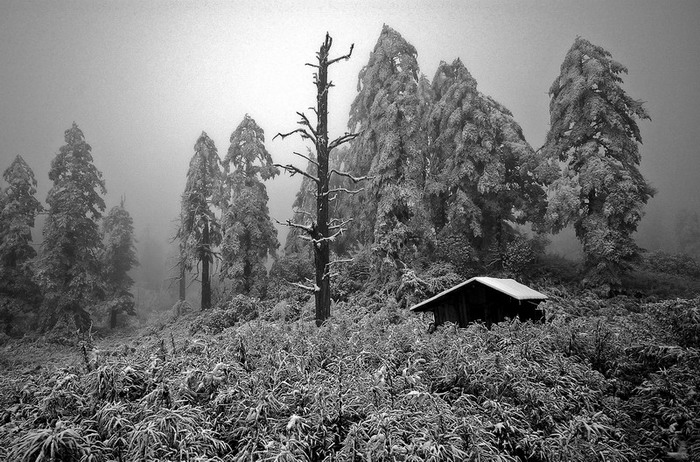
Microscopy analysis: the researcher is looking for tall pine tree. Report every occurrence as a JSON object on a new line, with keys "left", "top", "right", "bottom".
{"left": 544, "top": 37, "right": 653, "bottom": 286}
{"left": 36, "top": 123, "right": 106, "bottom": 330}
{"left": 178, "top": 131, "right": 223, "bottom": 310}
{"left": 426, "top": 59, "right": 555, "bottom": 268}
{"left": 0, "top": 155, "right": 43, "bottom": 298}
{"left": 221, "top": 115, "right": 279, "bottom": 297}
{"left": 347, "top": 25, "right": 433, "bottom": 268}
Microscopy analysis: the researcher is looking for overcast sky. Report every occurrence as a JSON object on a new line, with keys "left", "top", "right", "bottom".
{"left": 1, "top": 0, "right": 699, "bottom": 257}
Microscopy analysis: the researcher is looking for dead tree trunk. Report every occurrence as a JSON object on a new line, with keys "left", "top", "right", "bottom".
{"left": 201, "top": 218, "right": 211, "bottom": 310}
{"left": 179, "top": 262, "right": 186, "bottom": 301}
{"left": 275, "top": 33, "right": 363, "bottom": 327}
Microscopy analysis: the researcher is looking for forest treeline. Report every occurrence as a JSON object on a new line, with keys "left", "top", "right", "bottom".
{"left": 1, "top": 25, "right": 699, "bottom": 334}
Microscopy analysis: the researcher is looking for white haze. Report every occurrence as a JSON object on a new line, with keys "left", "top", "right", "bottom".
{"left": 1, "top": 0, "right": 699, "bottom": 277}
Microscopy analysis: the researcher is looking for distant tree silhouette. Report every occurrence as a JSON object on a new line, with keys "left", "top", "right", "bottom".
{"left": 101, "top": 199, "right": 138, "bottom": 328}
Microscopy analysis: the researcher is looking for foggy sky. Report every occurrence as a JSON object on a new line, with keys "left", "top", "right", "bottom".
{"left": 1, "top": 0, "right": 699, "bottom": 261}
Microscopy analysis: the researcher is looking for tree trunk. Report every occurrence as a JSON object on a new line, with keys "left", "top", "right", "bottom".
{"left": 109, "top": 307, "right": 117, "bottom": 329}
{"left": 179, "top": 261, "right": 186, "bottom": 301}
{"left": 202, "top": 219, "right": 211, "bottom": 310}
{"left": 276, "top": 34, "right": 355, "bottom": 327}
{"left": 314, "top": 38, "right": 332, "bottom": 327}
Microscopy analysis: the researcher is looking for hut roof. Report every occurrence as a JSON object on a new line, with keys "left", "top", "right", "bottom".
{"left": 410, "top": 276, "right": 548, "bottom": 312}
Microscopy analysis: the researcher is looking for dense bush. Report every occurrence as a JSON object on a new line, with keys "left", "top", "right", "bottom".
{"left": 190, "top": 294, "right": 262, "bottom": 334}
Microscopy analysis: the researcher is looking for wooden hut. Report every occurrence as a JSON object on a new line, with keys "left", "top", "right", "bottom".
{"left": 409, "top": 277, "right": 547, "bottom": 327}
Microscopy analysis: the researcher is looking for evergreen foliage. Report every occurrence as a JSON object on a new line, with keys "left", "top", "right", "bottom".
{"left": 178, "top": 132, "right": 224, "bottom": 310}
{"left": 35, "top": 123, "right": 106, "bottom": 331}
{"left": 0, "top": 155, "right": 43, "bottom": 297}
{"left": 101, "top": 200, "right": 138, "bottom": 328}
{"left": 347, "top": 25, "right": 434, "bottom": 268}
{"left": 544, "top": 37, "right": 654, "bottom": 286}
{"left": 426, "top": 59, "right": 556, "bottom": 267}
{"left": 221, "top": 115, "right": 279, "bottom": 297}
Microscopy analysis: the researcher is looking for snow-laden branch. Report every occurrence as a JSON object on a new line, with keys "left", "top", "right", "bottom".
{"left": 273, "top": 128, "right": 316, "bottom": 143}
{"left": 296, "top": 112, "right": 317, "bottom": 138}
{"left": 328, "top": 132, "right": 359, "bottom": 151}
{"left": 326, "top": 186, "right": 364, "bottom": 196}
{"left": 329, "top": 217, "right": 353, "bottom": 231}
{"left": 286, "top": 279, "right": 319, "bottom": 292}
{"left": 274, "top": 163, "right": 320, "bottom": 184}
{"left": 292, "top": 151, "right": 319, "bottom": 168}
{"left": 328, "top": 43, "right": 354, "bottom": 66}
{"left": 329, "top": 169, "right": 370, "bottom": 183}
{"left": 274, "top": 217, "right": 314, "bottom": 235}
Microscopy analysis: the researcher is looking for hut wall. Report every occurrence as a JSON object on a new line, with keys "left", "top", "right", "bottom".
{"left": 430, "top": 283, "right": 544, "bottom": 327}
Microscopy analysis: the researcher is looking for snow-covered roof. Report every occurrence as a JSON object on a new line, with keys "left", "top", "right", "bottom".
{"left": 410, "top": 276, "right": 547, "bottom": 312}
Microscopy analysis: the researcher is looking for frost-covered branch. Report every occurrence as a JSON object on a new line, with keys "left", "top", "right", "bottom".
{"left": 286, "top": 279, "right": 318, "bottom": 292}
{"left": 274, "top": 163, "right": 320, "bottom": 184}
{"left": 326, "top": 186, "right": 364, "bottom": 196}
{"left": 274, "top": 217, "right": 314, "bottom": 235}
{"left": 328, "top": 42, "right": 354, "bottom": 66}
{"left": 292, "top": 151, "right": 319, "bottom": 168}
{"left": 329, "top": 169, "right": 370, "bottom": 183}
{"left": 296, "top": 112, "right": 318, "bottom": 138}
{"left": 329, "top": 218, "right": 353, "bottom": 230}
{"left": 273, "top": 128, "right": 316, "bottom": 143}
{"left": 328, "top": 132, "right": 359, "bottom": 151}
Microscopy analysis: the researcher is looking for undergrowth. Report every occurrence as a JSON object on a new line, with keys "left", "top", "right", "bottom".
{"left": 0, "top": 292, "right": 699, "bottom": 461}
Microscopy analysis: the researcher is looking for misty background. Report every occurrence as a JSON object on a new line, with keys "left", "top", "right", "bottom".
{"left": 1, "top": 0, "right": 699, "bottom": 290}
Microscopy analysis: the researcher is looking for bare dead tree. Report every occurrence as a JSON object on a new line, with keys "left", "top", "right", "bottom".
{"left": 275, "top": 33, "right": 366, "bottom": 326}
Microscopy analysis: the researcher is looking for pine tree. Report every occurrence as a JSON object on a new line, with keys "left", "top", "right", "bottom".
{"left": 347, "top": 24, "right": 433, "bottom": 267}
{"left": 544, "top": 37, "right": 654, "bottom": 286}
{"left": 178, "top": 131, "right": 223, "bottom": 310}
{"left": 221, "top": 115, "right": 279, "bottom": 297}
{"left": 36, "top": 123, "right": 106, "bottom": 330}
{"left": 426, "top": 59, "right": 555, "bottom": 268}
{"left": 101, "top": 199, "right": 138, "bottom": 328}
{"left": 0, "top": 155, "right": 43, "bottom": 297}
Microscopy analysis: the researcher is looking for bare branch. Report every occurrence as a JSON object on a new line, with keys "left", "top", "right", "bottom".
{"left": 308, "top": 228, "right": 344, "bottom": 244}
{"left": 296, "top": 112, "right": 317, "bottom": 137}
{"left": 328, "top": 132, "right": 359, "bottom": 151}
{"left": 292, "top": 151, "right": 319, "bottom": 168}
{"left": 274, "top": 217, "right": 314, "bottom": 235}
{"left": 329, "top": 218, "right": 353, "bottom": 230}
{"left": 273, "top": 128, "right": 316, "bottom": 142}
{"left": 287, "top": 280, "right": 318, "bottom": 292}
{"left": 274, "top": 163, "right": 320, "bottom": 184}
{"left": 328, "top": 43, "right": 354, "bottom": 66}
{"left": 329, "top": 169, "right": 371, "bottom": 183}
